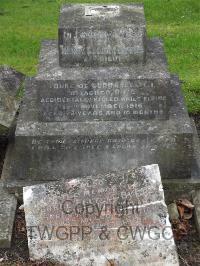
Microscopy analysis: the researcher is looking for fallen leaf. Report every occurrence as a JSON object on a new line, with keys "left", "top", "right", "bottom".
{"left": 177, "top": 199, "right": 194, "bottom": 209}
{"left": 177, "top": 205, "right": 185, "bottom": 219}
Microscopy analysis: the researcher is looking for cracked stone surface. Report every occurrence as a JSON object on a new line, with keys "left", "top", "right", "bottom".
{"left": 23, "top": 164, "right": 179, "bottom": 265}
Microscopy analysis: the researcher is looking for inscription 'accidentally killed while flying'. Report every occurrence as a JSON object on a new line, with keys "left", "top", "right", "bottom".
{"left": 38, "top": 80, "right": 168, "bottom": 121}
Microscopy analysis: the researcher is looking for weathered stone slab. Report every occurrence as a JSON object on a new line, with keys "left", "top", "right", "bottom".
{"left": 1, "top": 33, "right": 196, "bottom": 191}
{"left": 39, "top": 38, "right": 168, "bottom": 81}
{"left": 36, "top": 38, "right": 171, "bottom": 121}
{"left": 1, "top": 72, "right": 194, "bottom": 189}
{"left": 0, "top": 65, "right": 25, "bottom": 129}
{"left": 3, "top": 39, "right": 193, "bottom": 186}
{"left": 59, "top": 4, "right": 146, "bottom": 67}
{"left": 23, "top": 164, "right": 179, "bottom": 265}
{"left": 0, "top": 183, "right": 17, "bottom": 248}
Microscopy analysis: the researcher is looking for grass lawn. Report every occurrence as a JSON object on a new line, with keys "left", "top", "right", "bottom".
{"left": 0, "top": 0, "right": 199, "bottom": 113}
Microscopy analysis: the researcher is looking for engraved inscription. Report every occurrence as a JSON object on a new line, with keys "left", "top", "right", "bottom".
{"left": 59, "top": 4, "right": 146, "bottom": 65}
{"left": 37, "top": 80, "right": 169, "bottom": 122}
{"left": 60, "top": 26, "right": 144, "bottom": 64}
{"left": 31, "top": 136, "right": 148, "bottom": 152}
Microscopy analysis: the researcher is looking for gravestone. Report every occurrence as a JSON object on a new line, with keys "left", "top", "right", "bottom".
{"left": 23, "top": 164, "right": 179, "bottom": 265}
{"left": 59, "top": 4, "right": 146, "bottom": 67}
{"left": 1, "top": 4, "right": 199, "bottom": 193}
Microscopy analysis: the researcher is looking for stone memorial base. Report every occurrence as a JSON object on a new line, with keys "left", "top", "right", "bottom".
{"left": 1, "top": 76, "right": 195, "bottom": 185}
{"left": 1, "top": 39, "right": 199, "bottom": 195}
{"left": 2, "top": 79, "right": 199, "bottom": 197}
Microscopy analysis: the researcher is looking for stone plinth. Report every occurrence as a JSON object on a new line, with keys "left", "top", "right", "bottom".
{"left": 1, "top": 40, "right": 194, "bottom": 190}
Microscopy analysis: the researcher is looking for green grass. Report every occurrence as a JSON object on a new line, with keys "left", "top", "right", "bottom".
{"left": 0, "top": 0, "right": 199, "bottom": 113}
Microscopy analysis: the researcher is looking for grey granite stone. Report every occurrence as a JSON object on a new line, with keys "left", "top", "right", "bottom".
{"left": 37, "top": 39, "right": 171, "bottom": 121}
{"left": 1, "top": 71, "right": 194, "bottom": 189}
{"left": 0, "top": 183, "right": 17, "bottom": 248}
{"left": 59, "top": 4, "right": 146, "bottom": 67}
{"left": 34, "top": 39, "right": 171, "bottom": 121}
{"left": 0, "top": 65, "right": 25, "bottom": 129}
{"left": 23, "top": 164, "right": 179, "bottom": 265}
{"left": 1, "top": 7, "right": 198, "bottom": 194}
{"left": 3, "top": 70, "right": 193, "bottom": 184}
{"left": 1, "top": 37, "right": 195, "bottom": 193}
{"left": 38, "top": 39, "right": 168, "bottom": 81}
